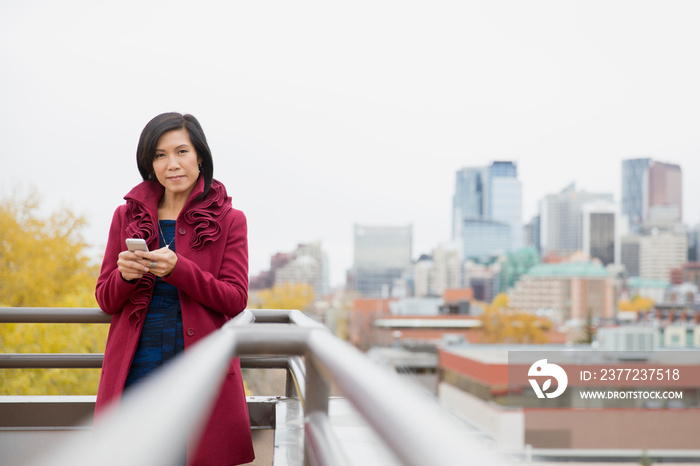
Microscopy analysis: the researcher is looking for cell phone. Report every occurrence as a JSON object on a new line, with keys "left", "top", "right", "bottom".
{"left": 126, "top": 238, "right": 149, "bottom": 253}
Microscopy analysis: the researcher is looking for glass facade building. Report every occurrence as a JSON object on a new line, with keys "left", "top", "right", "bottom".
{"left": 622, "top": 157, "right": 682, "bottom": 232}
{"left": 461, "top": 219, "right": 511, "bottom": 259}
{"left": 582, "top": 202, "right": 619, "bottom": 266}
{"left": 539, "top": 184, "right": 613, "bottom": 257}
{"left": 452, "top": 167, "right": 485, "bottom": 240}
{"left": 352, "top": 224, "right": 412, "bottom": 297}
{"left": 452, "top": 161, "right": 522, "bottom": 257}
{"left": 621, "top": 158, "right": 651, "bottom": 232}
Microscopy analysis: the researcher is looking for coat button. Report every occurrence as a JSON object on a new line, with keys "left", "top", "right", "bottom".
{"left": 178, "top": 228, "right": 186, "bottom": 235}
{"left": 187, "top": 328, "right": 195, "bottom": 336}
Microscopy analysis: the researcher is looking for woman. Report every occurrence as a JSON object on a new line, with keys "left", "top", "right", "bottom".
{"left": 95, "top": 112, "right": 255, "bottom": 465}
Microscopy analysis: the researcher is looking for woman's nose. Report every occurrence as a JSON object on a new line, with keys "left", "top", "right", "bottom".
{"left": 166, "top": 155, "right": 180, "bottom": 169}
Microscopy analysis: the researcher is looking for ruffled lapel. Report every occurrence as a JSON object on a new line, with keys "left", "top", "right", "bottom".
{"left": 123, "top": 180, "right": 163, "bottom": 245}
{"left": 122, "top": 180, "right": 162, "bottom": 328}
{"left": 181, "top": 179, "right": 232, "bottom": 251}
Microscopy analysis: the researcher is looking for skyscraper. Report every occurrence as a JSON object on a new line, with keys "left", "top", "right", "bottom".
{"left": 274, "top": 241, "right": 330, "bottom": 298}
{"left": 352, "top": 224, "right": 412, "bottom": 297}
{"left": 621, "top": 158, "right": 651, "bottom": 232}
{"left": 645, "top": 160, "right": 682, "bottom": 226}
{"left": 622, "top": 157, "right": 682, "bottom": 232}
{"left": 582, "top": 202, "right": 619, "bottom": 266}
{"left": 488, "top": 161, "right": 523, "bottom": 250}
{"left": 452, "top": 161, "right": 522, "bottom": 258}
{"left": 452, "top": 167, "right": 486, "bottom": 240}
{"left": 539, "top": 184, "right": 613, "bottom": 258}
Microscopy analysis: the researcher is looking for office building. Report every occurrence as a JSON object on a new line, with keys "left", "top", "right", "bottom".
{"left": 524, "top": 215, "right": 540, "bottom": 252}
{"left": 581, "top": 202, "right": 619, "bottom": 266}
{"left": 621, "top": 235, "right": 641, "bottom": 277}
{"left": 622, "top": 157, "right": 682, "bottom": 232}
{"left": 452, "top": 167, "right": 485, "bottom": 240}
{"left": 539, "top": 184, "right": 613, "bottom": 258}
{"left": 461, "top": 219, "right": 511, "bottom": 259}
{"left": 352, "top": 224, "right": 412, "bottom": 298}
{"left": 507, "top": 260, "right": 615, "bottom": 323}
{"left": 452, "top": 161, "right": 522, "bottom": 258}
{"left": 638, "top": 231, "right": 687, "bottom": 282}
{"left": 463, "top": 257, "right": 502, "bottom": 303}
{"left": 439, "top": 345, "right": 700, "bottom": 456}
{"left": 645, "top": 160, "right": 682, "bottom": 224}
{"left": 413, "top": 244, "right": 461, "bottom": 298}
{"left": 621, "top": 158, "right": 652, "bottom": 232}
{"left": 488, "top": 161, "right": 523, "bottom": 250}
{"left": 687, "top": 225, "right": 700, "bottom": 262}
{"left": 274, "top": 241, "right": 330, "bottom": 298}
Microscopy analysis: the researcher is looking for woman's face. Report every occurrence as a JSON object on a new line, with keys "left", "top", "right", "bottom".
{"left": 152, "top": 128, "right": 202, "bottom": 200}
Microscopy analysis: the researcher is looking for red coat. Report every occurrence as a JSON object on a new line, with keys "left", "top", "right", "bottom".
{"left": 95, "top": 176, "right": 254, "bottom": 466}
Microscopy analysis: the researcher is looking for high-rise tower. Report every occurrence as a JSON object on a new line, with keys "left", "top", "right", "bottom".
{"left": 352, "top": 224, "right": 412, "bottom": 297}
{"left": 452, "top": 161, "right": 522, "bottom": 258}
{"left": 539, "top": 184, "right": 613, "bottom": 258}
{"left": 622, "top": 157, "right": 682, "bottom": 232}
{"left": 621, "top": 158, "right": 651, "bottom": 232}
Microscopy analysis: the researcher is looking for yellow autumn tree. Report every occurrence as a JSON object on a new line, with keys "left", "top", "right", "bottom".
{"left": 480, "top": 293, "right": 549, "bottom": 344}
{"left": 0, "top": 189, "right": 107, "bottom": 395}
{"left": 618, "top": 296, "right": 655, "bottom": 312}
{"left": 251, "top": 283, "right": 316, "bottom": 311}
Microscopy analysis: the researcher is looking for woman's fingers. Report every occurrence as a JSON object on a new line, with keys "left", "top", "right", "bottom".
{"left": 134, "top": 248, "right": 178, "bottom": 277}
{"left": 118, "top": 250, "right": 150, "bottom": 279}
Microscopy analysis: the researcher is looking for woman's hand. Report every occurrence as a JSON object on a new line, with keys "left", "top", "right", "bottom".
{"left": 134, "top": 247, "right": 178, "bottom": 278}
{"left": 117, "top": 250, "right": 151, "bottom": 281}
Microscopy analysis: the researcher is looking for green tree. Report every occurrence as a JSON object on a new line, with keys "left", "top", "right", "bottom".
{"left": 0, "top": 190, "right": 107, "bottom": 395}
{"left": 576, "top": 308, "right": 596, "bottom": 344}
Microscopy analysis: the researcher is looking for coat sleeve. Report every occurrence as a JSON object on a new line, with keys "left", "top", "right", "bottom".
{"left": 164, "top": 209, "right": 249, "bottom": 317}
{"left": 95, "top": 205, "right": 138, "bottom": 314}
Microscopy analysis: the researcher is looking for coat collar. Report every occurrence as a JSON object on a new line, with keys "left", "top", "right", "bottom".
{"left": 123, "top": 176, "right": 232, "bottom": 252}
{"left": 124, "top": 175, "right": 207, "bottom": 217}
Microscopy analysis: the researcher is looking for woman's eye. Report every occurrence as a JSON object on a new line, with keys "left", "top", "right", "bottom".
{"left": 154, "top": 153, "right": 165, "bottom": 159}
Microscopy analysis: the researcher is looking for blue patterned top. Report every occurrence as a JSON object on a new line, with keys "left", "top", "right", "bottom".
{"left": 124, "top": 220, "right": 185, "bottom": 390}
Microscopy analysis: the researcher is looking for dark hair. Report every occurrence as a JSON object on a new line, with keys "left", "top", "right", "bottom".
{"left": 136, "top": 112, "right": 214, "bottom": 197}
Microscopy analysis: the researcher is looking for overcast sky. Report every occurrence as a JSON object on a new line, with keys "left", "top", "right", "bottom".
{"left": 2, "top": 1, "right": 700, "bottom": 287}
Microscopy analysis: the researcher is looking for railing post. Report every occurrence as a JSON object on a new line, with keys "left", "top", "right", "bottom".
{"left": 286, "top": 356, "right": 306, "bottom": 400}
{"left": 284, "top": 367, "right": 296, "bottom": 398}
{"left": 303, "top": 358, "right": 330, "bottom": 466}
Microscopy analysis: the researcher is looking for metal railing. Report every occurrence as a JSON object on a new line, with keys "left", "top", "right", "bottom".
{"left": 1, "top": 307, "right": 507, "bottom": 466}
{"left": 0, "top": 307, "right": 305, "bottom": 398}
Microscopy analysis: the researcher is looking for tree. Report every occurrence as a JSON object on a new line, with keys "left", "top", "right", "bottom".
{"left": 0, "top": 189, "right": 99, "bottom": 307}
{"left": 250, "top": 283, "right": 316, "bottom": 311}
{"left": 618, "top": 296, "right": 655, "bottom": 312}
{"left": 576, "top": 308, "right": 596, "bottom": 344}
{"left": 0, "top": 190, "right": 107, "bottom": 395}
{"left": 479, "top": 294, "right": 550, "bottom": 344}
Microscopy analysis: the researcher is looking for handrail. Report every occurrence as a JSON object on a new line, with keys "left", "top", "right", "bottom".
{"left": 6, "top": 308, "right": 507, "bottom": 466}
{"left": 0, "top": 307, "right": 305, "bottom": 400}
{"left": 0, "top": 353, "right": 104, "bottom": 368}
{"left": 0, "top": 307, "right": 111, "bottom": 323}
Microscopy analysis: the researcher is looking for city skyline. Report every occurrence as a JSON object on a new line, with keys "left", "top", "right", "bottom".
{"left": 2, "top": 2, "right": 700, "bottom": 287}
{"left": 258, "top": 155, "right": 690, "bottom": 289}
